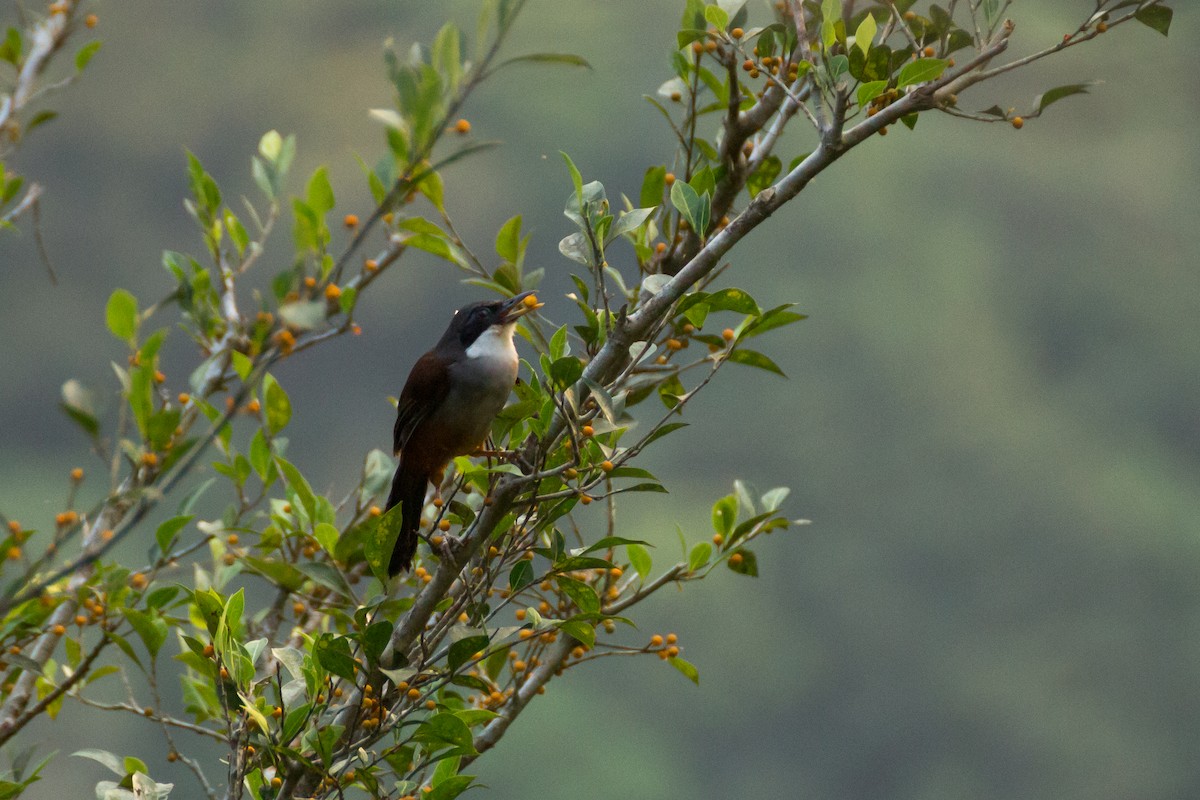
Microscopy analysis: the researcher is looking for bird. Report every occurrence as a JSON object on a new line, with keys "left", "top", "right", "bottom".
{"left": 384, "top": 290, "right": 540, "bottom": 575}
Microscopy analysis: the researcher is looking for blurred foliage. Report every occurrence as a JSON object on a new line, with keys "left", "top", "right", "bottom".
{"left": 0, "top": 1, "right": 1195, "bottom": 799}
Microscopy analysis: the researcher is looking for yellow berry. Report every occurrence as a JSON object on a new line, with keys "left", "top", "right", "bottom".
{"left": 454, "top": 118, "right": 471, "bottom": 134}
{"left": 1011, "top": 116, "right": 1024, "bottom": 129}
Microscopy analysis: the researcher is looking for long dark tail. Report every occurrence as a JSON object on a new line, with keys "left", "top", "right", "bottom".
{"left": 385, "top": 461, "right": 426, "bottom": 575}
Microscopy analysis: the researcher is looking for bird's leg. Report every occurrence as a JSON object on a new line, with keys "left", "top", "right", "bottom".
{"left": 471, "top": 437, "right": 534, "bottom": 473}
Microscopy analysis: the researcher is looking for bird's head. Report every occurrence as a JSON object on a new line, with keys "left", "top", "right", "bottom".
{"left": 443, "top": 290, "right": 542, "bottom": 352}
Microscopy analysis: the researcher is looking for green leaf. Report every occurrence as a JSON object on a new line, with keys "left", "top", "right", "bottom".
{"left": 704, "top": 5, "right": 729, "bottom": 31}
{"left": 313, "top": 522, "right": 339, "bottom": 555}
{"left": 276, "top": 457, "right": 317, "bottom": 519}
{"left": 1034, "top": 83, "right": 1094, "bottom": 113}
{"left": 549, "top": 356, "right": 583, "bottom": 389}
{"left": 313, "top": 633, "right": 357, "bottom": 681}
{"left": 508, "top": 560, "right": 533, "bottom": 592}
{"left": 896, "top": 57, "right": 947, "bottom": 88}
{"left": 640, "top": 165, "right": 666, "bottom": 209}
{"left": 641, "top": 421, "right": 688, "bottom": 448}
{"left": 853, "top": 12, "right": 876, "bottom": 53}
{"left": 448, "top": 634, "right": 490, "bottom": 672}
{"left": 728, "top": 547, "right": 759, "bottom": 576}
{"left": 305, "top": 166, "right": 335, "bottom": 215}
{"left": 560, "top": 151, "right": 583, "bottom": 209}
{"left": 494, "top": 52, "right": 591, "bottom": 71}
{"left": 123, "top": 609, "right": 168, "bottom": 659}
{"left": 428, "top": 774, "right": 476, "bottom": 800}
{"left": 230, "top": 350, "right": 252, "bottom": 381}
{"left": 670, "top": 180, "right": 710, "bottom": 239}
{"left": 727, "top": 348, "right": 786, "bottom": 377}
{"left": 1134, "top": 5, "right": 1172, "bottom": 36}
{"left": 105, "top": 289, "right": 138, "bottom": 344}
{"left": 365, "top": 504, "right": 403, "bottom": 583}
{"left": 706, "top": 287, "right": 759, "bottom": 314}
{"left": 495, "top": 215, "right": 523, "bottom": 263}
{"left": 556, "top": 576, "right": 600, "bottom": 614}
{"left": 263, "top": 373, "right": 292, "bottom": 434}
{"left": 414, "top": 713, "right": 476, "bottom": 755}
{"left": 627, "top": 542, "right": 652, "bottom": 581}
{"left": 668, "top": 656, "right": 700, "bottom": 684}
{"left": 558, "top": 617, "right": 596, "bottom": 650}
{"left": 688, "top": 541, "right": 712, "bottom": 572}
{"left": 712, "top": 494, "right": 736, "bottom": 537}
{"left": 857, "top": 80, "right": 887, "bottom": 108}
{"left": 75, "top": 40, "right": 101, "bottom": 71}
{"left": 72, "top": 749, "right": 125, "bottom": 777}
{"left": 155, "top": 515, "right": 193, "bottom": 553}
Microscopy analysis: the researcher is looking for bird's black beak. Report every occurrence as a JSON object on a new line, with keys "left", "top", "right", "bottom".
{"left": 498, "top": 290, "right": 543, "bottom": 323}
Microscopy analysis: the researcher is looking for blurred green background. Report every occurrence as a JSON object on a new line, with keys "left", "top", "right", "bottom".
{"left": 1, "top": 1, "right": 1198, "bottom": 798}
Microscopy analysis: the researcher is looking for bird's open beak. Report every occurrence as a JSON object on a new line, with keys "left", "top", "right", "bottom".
{"left": 498, "top": 290, "right": 544, "bottom": 323}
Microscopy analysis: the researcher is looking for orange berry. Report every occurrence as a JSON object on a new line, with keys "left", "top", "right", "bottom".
{"left": 245, "top": 399, "right": 261, "bottom": 414}
{"left": 70, "top": 467, "right": 83, "bottom": 482}
{"left": 1096, "top": 20, "right": 1108, "bottom": 33}
{"left": 664, "top": 173, "right": 676, "bottom": 186}
{"left": 5, "top": 547, "right": 20, "bottom": 561}
{"left": 666, "top": 633, "right": 677, "bottom": 644}
{"left": 878, "top": 126, "right": 888, "bottom": 136}
{"left": 6, "top": 521, "right": 18, "bottom": 535}
{"left": 564, "top": 467, "right": 579, "bottom": 479}
{"left": 730, "top": 27, "right": 744, "bottom": 39}
{"left": 519, "top": 629, "right": 534, "bottom": 640}
{"left": 343, "top": 214, "right": 359, "bottom": 228}
{"left": 523, "top": 293, "right": 540, "bottom": 308}
{"left": 141, "top": 452, "right": 158, "bottom": 467}
{"left": 226, "top": 533, "right": 239, "bottom": 546}
{"left": 666, "top": 645, "right": 680, "bottom": 657}
{"left": 351, "top": 324, "right": 362, "bottom": 336}
{"left": 580, "top": 494, "right": 593, "bottom": 505}
{"left": 713, "top": 533, "right": 724, "bottom": 546}
{"left": 271, "top": 777, "right": 282, "bottom": 789}
{"left": 407, "top": 687, "right": 421, "bottom": 700}
{"left": 600, "top": 460, "right": 614, "bottom": 472}
{"left": 655, "top": 242, "right": 667, "bottom": 254}
{"left": 101, "top": 529, "right": 114, "bottom": 541}
{"left": 303, "top": 276, "right": 317, "bottom": 288}
{"left": 691, "top": 41, "right": 703, "bottom": 54}
{"left": 177, "top": 392, "right": 190, "bottom": 405}
{"left": 364, "top": 258, "right": 379, "bottom": 271}
{"left": 85, "top": 13, "right": 98, "bottom": 27}
{"left": 515, "top": 609, "right": 527, "bottom": 620}
{"left": 368, "top": 506, "right": 382, "bottom": 517}
{"left": 51, "top": 624, "right": 66, "bottom": 636}
{"left": 153, "top": 370, "right": 166, "bottom": 384}
{"left": 454, "top": 118, "right": 471, "bottom": 134}
{"left": 130, "top": 573, "right": 148, "bottom": 589}
{"left": 904, "top": 11, "right": 916, "bottom": 20}
{"left": 650, "top": 634, "right": 664, "bottom": 647}
{"left": 655, "top": 355, "right": 668, "bottom": 364}
{"left": 324, "top": 283, "right": 342, "bottom": 300}
{"left": 437, "top": 519, "right": 451, "bottom": 532}
{"left": 722, "top": 328, "right": 735, "bottom": 342}
{"left": 293, "top": 602, "right": 305, "bottom": 615}
{"left": 222, "top": 553, "right": 235, "bottom": 566}
{"left": 581, "top": 425, "right": 594, "bottom": 437}
{"left": 670, "top": 92, "right": 682, "bottom": 102}
{"left": 730, "top": 552, "right": 744, "bottom": 566}
{"left": 923, "top": 46, "right": 935, "bottom": 57}
{"left": 666, "top": 338, "right": 683, "bottom": 351}
{"left": 1011, "top": 116, "right": 1024, "bottom": 130}
{"left": 202, "top": 643, "right": 214, "bottom": 657}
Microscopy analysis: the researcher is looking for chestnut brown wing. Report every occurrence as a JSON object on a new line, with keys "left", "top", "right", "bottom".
{"left": 393, "top": 350, "right": 451, "bottom": 455}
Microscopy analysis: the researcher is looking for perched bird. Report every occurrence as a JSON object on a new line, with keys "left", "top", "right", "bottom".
{"left": 384, "top": 291, "right": 540, "bottom": 575}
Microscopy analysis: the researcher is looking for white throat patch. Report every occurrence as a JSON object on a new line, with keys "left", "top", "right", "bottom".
{"left": 465, "top": 323, "right": 518, "bottom": 361}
